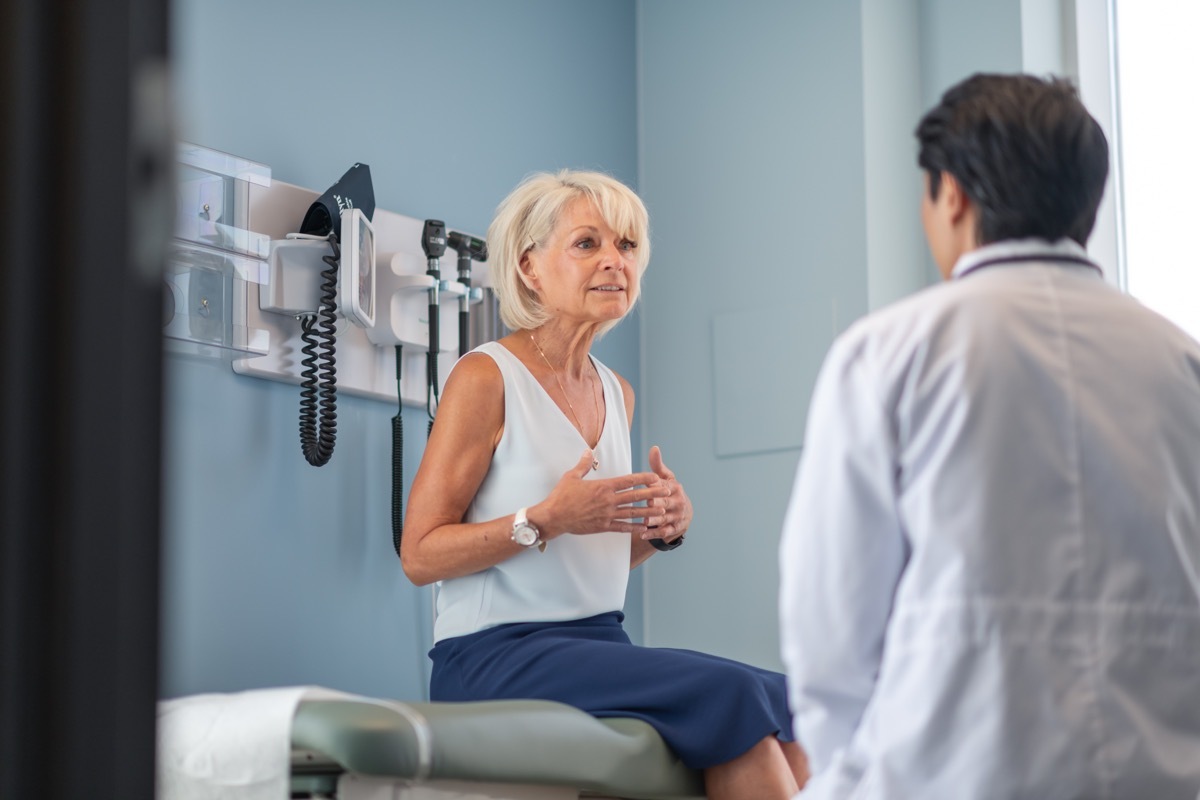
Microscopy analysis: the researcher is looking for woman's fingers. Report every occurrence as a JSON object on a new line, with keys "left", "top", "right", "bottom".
{"left": 648, "top": 445, "right": 676, "bottom": 481}
{"left": 608, "top": 519, "right": 655, "bottom": 534}
{"left": 629, "top": 497, "right": 677, "bottom": 528}
{"left": 606, "top": 471, "right": 665, "bottom": 492}
{"left": 613, "top": 485, "right": 670, "bottom": 506}
{"left": 641, "top": 524, "right": 681, "bottom": 541}
{"left": 567, "top": 450, "right": 596, "bottom": 478}
{"left": 549, "top": 469, "right": 678, "bottom": 535}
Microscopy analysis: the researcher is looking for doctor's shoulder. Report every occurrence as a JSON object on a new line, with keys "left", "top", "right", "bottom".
{"left": 828, "top": 281, "right": 961, "bottom": 363}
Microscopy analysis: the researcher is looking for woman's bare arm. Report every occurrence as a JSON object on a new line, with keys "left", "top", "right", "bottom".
{"left": 400, "top": 353, "right": 519, "bottom": 586}
{"left": 402, "top": 352, "right": 670, "bottom": 586}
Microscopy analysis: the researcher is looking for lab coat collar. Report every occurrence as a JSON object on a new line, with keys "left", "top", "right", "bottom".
{"left": 952, "top": 238, "right": 1102, "bottom": 280}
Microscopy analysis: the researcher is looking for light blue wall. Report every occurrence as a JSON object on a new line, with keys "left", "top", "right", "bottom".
{"left": 162, "top": 0, "right": 641, "bottom": 700}
{"left": 163, "top": 0, "right": 1041, "bottom": 699}
{"left": 919, "top": 0, "right": 1024, "bottom": 109}
{"left": 637, "top": 0, "right": 872, "bottom": 668}
{"left": 863, "top": 0, "right": 927, "bottom": 309}
{"left": 636, "top": 0, "right": 1030, "bottom": 669}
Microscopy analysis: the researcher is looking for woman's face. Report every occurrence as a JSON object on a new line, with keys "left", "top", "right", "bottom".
{"left": 520, "top": 197, "right": 639, "bottom": 326}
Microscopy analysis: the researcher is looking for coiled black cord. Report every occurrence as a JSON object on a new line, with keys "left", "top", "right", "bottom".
{"left": 298, "top": 235, "right": 339, "bottom": 467}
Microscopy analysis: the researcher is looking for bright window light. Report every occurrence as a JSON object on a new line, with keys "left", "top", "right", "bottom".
{"left": 1114, "top": 0, "right": 1200, "bottom": 341}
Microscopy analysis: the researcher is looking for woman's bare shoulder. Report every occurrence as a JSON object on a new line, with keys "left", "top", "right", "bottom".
{"left": 606, "top": 368, "right": 636, "bottom": 423}
{"left": 437, "top": 351, "right": 506, "bottom": 419}
{"left": 447, "top": 350, "right": 504, "bottom": 389}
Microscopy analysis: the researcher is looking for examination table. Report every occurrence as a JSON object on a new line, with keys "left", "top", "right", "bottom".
{"left": 157, "top": 687, "right": 707, "bottom": 800}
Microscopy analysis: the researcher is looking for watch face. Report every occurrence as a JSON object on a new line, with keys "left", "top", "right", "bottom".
{"left": 512, "top": 524, "right": 539, "bottom": 547}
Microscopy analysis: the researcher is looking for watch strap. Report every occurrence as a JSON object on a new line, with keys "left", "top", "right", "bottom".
{"left": 512, "top": 507, "right": 546, "bottom": 552}
{"left": 648, "top": 532, "right": 684, "bottom": 551}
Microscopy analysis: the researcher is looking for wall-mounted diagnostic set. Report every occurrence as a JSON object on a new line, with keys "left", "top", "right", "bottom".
{"left": 163, "top": 145, "right": 499, "bottom": 550}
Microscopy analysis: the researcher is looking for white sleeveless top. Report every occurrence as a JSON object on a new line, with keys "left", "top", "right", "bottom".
{"left": 432, "top": 341, "right": 633, "bottom": 643}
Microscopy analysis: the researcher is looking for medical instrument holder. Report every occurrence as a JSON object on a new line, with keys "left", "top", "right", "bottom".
{"left": 233, "top": 178, "right": 491, "bottom": 407}
{"left": 262, "top": 242, "right": 474, "bottom": 348}
{"left": 165, "top": 143, "right": 271, "bottom": 356}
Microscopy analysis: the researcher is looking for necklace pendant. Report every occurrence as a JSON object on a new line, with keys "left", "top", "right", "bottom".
{"left": 592, "top": 458, "right": 599, "bottom": 471}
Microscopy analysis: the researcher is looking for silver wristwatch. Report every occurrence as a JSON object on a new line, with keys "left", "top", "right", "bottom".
{"left": 511, "top": 507, "right": 545, "bottom": 552}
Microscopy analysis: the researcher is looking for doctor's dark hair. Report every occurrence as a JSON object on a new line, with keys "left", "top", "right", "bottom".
{"left": 915, "top": 73, "right": 1109, "bottom": 246}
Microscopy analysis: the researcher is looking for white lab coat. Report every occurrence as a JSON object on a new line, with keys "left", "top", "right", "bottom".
{"left": 780, "top": 239, "right": 1200, "bottom": 799}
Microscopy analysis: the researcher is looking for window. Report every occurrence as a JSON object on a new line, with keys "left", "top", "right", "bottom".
{"left": 1113, "top": 0, "right": 1200, "bottom": 341}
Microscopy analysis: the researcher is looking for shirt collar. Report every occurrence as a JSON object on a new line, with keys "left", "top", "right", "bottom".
{"left": 951, "top": 238, "right": 1101, "bottom": 280}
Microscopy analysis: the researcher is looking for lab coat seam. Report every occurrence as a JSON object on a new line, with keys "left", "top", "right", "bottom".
{"left": 892, "top": 598, "right": 1200, "bottom": 615}
{"left": 847, "top": 765, "right": 876, "bottom": 800}
{"left": 863, "top": 339, "right": 912, "bottom": 704}
{"left": 882, "top": 633, "right": 1197, "bottom": 653}
{"left": 1046, "top": 269, "right": 1115, "bottom": 798}
{"left": 887, "top": 598, "right": 1200, "bottom": 651}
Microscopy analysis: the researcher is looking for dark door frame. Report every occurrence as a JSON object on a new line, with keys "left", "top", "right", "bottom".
{"left": 1, "top": 0, "right": 170, "bottom": 796}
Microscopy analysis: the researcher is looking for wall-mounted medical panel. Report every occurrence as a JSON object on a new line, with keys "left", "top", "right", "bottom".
{"left": 163, "top": 241, "right": 269, "bottom": 356}
{"left": 175, "top": 142, "right": 272, "bottom": 259}
{"left": 164, "top": 144, "right": 272, "bottom": 357}
{"left": 232, "top": 180, "right": 491, "bottom": 408}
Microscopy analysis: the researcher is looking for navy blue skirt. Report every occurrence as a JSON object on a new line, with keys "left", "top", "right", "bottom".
{"left": 428, "top": 611, "right": 794, "bottom": 770}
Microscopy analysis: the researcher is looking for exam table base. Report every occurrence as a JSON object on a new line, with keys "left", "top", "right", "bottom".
{"left": 293, "top": 773, "right": 638, "bottom": 799}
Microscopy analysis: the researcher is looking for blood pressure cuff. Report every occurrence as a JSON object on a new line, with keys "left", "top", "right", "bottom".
{"left": 299, "top": 162, "right": 376, "bottom": 241}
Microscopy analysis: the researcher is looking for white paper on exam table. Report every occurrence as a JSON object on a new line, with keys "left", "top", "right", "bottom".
{"left": 156, "top": 685, "right": 356, "bottom": 800}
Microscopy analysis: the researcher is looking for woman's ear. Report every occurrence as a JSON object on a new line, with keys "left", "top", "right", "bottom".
{"left": 518, "top": 249, "right": 540, "bottom": 292}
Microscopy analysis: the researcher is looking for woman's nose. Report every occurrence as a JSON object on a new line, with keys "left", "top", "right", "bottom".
{"left": 599, "top": 240, "right": 626, "bottom": 269}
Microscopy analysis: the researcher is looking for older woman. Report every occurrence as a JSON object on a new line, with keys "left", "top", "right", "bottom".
{"left": 402, "top": 170, "right": 807, "bottom": 799}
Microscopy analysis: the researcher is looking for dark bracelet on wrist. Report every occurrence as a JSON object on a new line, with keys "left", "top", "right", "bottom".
{"left": 647, "top": 529, "right": 685, "bottom": 551}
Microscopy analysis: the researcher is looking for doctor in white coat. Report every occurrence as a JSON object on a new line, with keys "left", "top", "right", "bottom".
{"left": 779, "top": 73, "right": 1200, "bottom": 799}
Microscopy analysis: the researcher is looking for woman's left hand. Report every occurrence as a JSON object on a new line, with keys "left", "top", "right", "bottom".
{"left": 641, "top": 445, "right": 693, "bottom": 544}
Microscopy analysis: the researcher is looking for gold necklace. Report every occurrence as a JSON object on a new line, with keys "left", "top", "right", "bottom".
{"left": 530, "top": 331, "right": 601, "bottom": 470}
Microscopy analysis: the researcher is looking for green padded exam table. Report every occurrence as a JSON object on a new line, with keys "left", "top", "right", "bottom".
{"left": 291, "top": 696, "right": 706, "bottom": 799}
{"left": 157, "top": 687, "right": 706, "bottom": 800}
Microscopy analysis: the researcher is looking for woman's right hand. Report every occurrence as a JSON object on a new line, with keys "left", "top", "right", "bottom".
{"left": 530, "top": 450, "right": 671, "bottom": 540}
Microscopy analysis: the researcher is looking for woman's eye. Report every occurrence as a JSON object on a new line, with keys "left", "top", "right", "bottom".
{"left": 575, "top": 238, "right": 595, "bottom": 250}
{"left": 619, "top": 239, "right": 637, "bottom": 251}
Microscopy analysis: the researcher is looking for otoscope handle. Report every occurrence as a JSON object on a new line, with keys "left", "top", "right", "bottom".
{"left": 427, "top": 297, "right": 440, "bottom": 405}
{"left": 427, "top": 298, "right": 439, "bottom": 347}
{"left": 422, "top": 219, "right": 447, "bottom": 417}
{"left": 458, "top": 251, "right": 472, "bottom": 285}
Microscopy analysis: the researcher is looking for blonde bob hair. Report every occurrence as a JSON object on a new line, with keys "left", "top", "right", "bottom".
{"left": 486, "top": 169, "right": 650, "bottom": 337}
